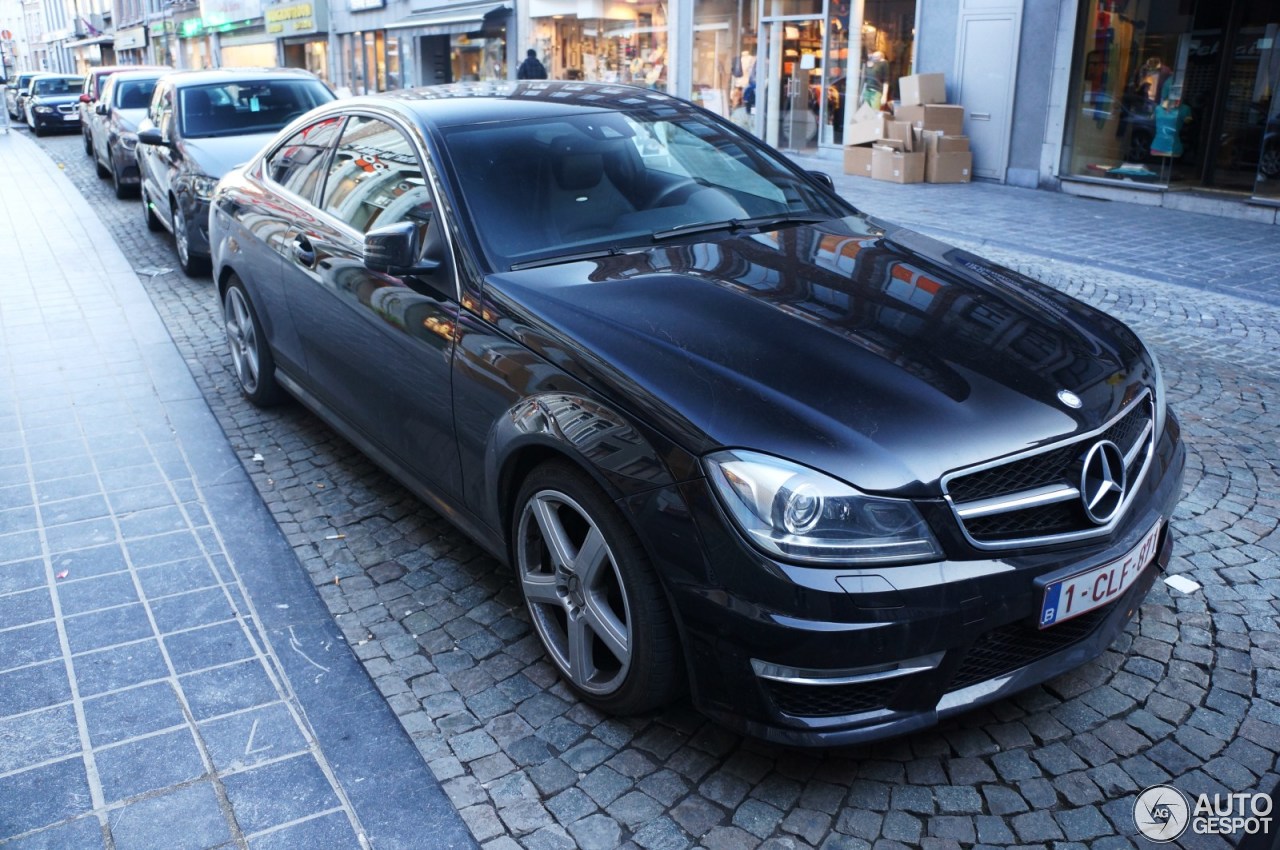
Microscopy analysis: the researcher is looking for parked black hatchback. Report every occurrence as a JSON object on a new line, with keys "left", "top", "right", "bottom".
{"left": 209, "top": 82, "right": 1185, "bottom": 746}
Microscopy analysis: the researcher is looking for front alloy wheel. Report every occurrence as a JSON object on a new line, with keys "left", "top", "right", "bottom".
{"left": 173, "top": 201, "right": 209, "bottom": 276}
{"left": 514, "top": 463, "right": 682, "bottom": 714}
{"left": 223, "top": 279, "right": 284, "bottom": 407}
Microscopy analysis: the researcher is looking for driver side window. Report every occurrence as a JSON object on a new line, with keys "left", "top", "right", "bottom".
{"left": 320, "top": 116, "right": 434, "bottom": 236}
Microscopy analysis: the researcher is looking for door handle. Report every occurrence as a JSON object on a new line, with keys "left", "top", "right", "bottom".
{"left": 293, "top": 235, "right": 316, "bottom": 268}
{"left": 971, "top": 112, "right": 992, "bottom": 120}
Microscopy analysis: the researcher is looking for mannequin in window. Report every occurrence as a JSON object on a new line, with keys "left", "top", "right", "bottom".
{"left": 1151, "top": 94, "right": 1191, "bottom": 182}
{"left": 861, "top": 50, "right": 887, "bottom": 110}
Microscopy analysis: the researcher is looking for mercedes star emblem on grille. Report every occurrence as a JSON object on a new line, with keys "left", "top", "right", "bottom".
{"left": 1081, "top": 440, "right": 1126, "bottom": 524}
{"left": 1058, "top": 389, "right": 1082, "bottom": 409}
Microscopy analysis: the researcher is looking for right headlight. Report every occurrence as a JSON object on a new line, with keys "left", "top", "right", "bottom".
{"left": 705, "top": 449, "right": 942, "bottom": 566}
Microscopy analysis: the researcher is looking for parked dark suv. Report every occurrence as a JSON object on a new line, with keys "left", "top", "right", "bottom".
{"left": 23, "top": 74, "right": 84, "bottom": 135}
{"left": 209, "top": 83, "right": 1185, "bottom": 745}
{"left": 137, "top": 67, "right": 334, "bottom": 275}
{"left": 79, "top": 63, "right": 169, "bottom": 157}
{"left": 86, "top": 69, "right": 169, "bottom": 198}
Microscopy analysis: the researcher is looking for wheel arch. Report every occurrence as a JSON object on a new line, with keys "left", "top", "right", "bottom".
{"left": 489, "top": 393, "right": 684, "bottom": 558}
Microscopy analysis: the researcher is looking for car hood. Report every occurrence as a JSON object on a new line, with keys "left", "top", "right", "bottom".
{"left": 31, "top": 94, "right": 80, "bottom": 106}
{"left": 483, "top": 217, "right": 1154, "bottom": 495}
{"left": 180, "top": 132, "right": 278, "bottom": 179}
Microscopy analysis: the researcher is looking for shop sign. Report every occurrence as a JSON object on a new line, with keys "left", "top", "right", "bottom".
{"left": 200, "top": 0, "right": 264, "bottom": 28}
{"left": 349, "top": 0, "right": 385, "bottom": 11}
{"left": 115, "top": 25, "right": 146, "bottom": 49}
{"left": 265, "top": 0, "right": 325, "bottom": 36}
{"left": 178, "top": 17, "right": 205, "bottom": 37}
{"left": 149, "top": 19, "right": 174, "bottom": 36}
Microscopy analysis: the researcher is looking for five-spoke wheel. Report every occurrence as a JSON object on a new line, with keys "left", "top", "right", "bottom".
{"left": 514, "top": 462, "right": 682, "bottom": 714}
{"left": 223, "top": 278, "right": 284, "bottom": 407}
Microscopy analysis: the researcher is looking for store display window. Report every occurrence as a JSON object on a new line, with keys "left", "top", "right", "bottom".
{"left": 530, "top": 2, "right": 668, "bottom": 89}
{"left": 1063, "top": 1, "right": 1278, "bottom": 194}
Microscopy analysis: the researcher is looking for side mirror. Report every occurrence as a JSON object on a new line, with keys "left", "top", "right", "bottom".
{"left": 808, "top": 170, "right": 836, "bottom": 191}
{"left": 364, "top": 221, "right": 442, "bottom": 277}
{"left": 79, "top": 93, "right": 92, "bottom": 103}
{"left": 95, "top": 102, "right": 108, "bottom": 115}
{"left": 137, "top": 126, "right": 167, "bottom": 146}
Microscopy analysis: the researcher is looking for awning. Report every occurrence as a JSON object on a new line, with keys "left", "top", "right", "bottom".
{"left": 66, "top": 34, "right": 113, "bottom": 47}
{"left": 387, "top": 3, "right": 509, "bottom": 34}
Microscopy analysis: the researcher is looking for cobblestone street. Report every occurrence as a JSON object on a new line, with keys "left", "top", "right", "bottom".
{"left": 20, "top": 127, "right": 1280, "bottom": 850}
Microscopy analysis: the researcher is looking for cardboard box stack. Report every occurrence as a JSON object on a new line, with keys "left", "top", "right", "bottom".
{"left": 842, "top": 72, "right": 972, "bottom": 184}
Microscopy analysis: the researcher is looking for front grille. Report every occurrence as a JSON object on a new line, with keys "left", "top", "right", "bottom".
{"left": 947, "top": 606, "right": 1111, "bottom": 692}
{"left": 944, "top": 392, "right": 1154, "bottom": 548}
{"left": 57, "top": 103, "right": 76, "bottom": 115}
{"left": 765, "top": 678, "right": 901, "bottom": 718}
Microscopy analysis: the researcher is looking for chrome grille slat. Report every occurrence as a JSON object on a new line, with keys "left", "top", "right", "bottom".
{"left": 943, "top": 392, "right": 1155, "bottom": 549}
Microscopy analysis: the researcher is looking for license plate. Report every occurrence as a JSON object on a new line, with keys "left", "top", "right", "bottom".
{"left": 63, "top": 114, "right": 78, "bottom": 121}
{"left": 1039, "top": 520, "right": 1162, "bottom": 628}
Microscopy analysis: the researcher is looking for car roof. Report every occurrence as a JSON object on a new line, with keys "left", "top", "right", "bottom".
{"left": 105, "top": 69, "right": 170, "bottom": 82}
{"left": 159, "top": 67, "right": 325, "bottom": 88}
{"left": 314, "top": 81, "right": 692, "bottom": 130}
{"left": 90, "top": 64, "right": 168, "bottom": 75}
{"left": 31, "top": 73, "right": 83, "bottom": 80}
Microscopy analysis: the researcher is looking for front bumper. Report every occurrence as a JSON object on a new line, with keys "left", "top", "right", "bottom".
{"left": 31, "top": 109, "right": 79, "bottom": 130}
{"left": 623, "top": 412, "right": 1185, "bottom": 746}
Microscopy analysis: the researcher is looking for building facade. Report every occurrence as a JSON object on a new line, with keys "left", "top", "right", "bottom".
{"left": 5, "top": 0, "right": 1276, "bottom": 220}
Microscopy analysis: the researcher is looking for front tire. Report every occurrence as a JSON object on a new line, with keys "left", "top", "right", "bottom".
{"left": 141, "top": 185, "right": 163, "bottom": 232}
{"left": 513, "top": 462, "right": 683, "bottom": 714}
{"left": 172, "top": 200, "right": 210, "bottom": 277}
{"left": 223, "top": 278, "right": 285, "bottom": 407}
{"left": 111, "top": 158, "right": 133, "bottom": 199}
{"left": 83, "top": 130, "right": 93, "bottom": 156}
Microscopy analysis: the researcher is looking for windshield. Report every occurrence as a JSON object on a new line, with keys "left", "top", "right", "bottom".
{"left": 180, "top": 79, "right": 334, "bottom": 139}
{"left": 440, "top": 108, "right": 850, "bottom": 271}
{"left": 33, "top": 77, "right": 82, "bottom": 96}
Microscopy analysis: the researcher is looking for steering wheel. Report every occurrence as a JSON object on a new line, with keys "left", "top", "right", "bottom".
{"left": 647, "top": 178, "right": 701, "bottom": 209}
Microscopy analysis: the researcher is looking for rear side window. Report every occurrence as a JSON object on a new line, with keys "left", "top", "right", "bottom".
{"left": 265, "top": 115, "right": 344, "bottom": 202}
{"left": 320, "top": 116, "right": 434, "bottom": 234}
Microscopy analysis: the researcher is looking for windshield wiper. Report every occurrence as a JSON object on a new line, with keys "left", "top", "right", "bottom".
{"left": 509, "top": 246, "right": 639, "bottom": 271}
{"left": 651, "top": 212, "right": 829, "bottom": 242}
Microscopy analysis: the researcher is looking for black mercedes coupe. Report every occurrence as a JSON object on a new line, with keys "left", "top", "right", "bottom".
{"left": 209, "top": 82, "right": 1184, "bottom": 746}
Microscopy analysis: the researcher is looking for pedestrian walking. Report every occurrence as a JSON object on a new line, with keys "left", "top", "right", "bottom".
{"left": 517, "top": 49, "right": 548, "bottom": 80}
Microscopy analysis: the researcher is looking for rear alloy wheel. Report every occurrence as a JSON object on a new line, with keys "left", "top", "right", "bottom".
{"left": 513, "top": 462, "right": 683, "bottom": 714}
{"left": 223, "top": 278, "right": 285, "bottom": 407}
{"left": 172, "top": 200, "right": 209, "bottom": 277}
{"left": 141, "top": 185, "right": 163, "bottom": 232}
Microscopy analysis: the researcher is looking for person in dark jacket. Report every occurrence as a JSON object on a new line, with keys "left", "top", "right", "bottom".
{"left": 517, "top": 49, "right": 548, "bottom": 80}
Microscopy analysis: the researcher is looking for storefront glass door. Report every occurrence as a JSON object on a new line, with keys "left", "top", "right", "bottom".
{"left": 758, "top": 14, "right": 824, "bottom": 152}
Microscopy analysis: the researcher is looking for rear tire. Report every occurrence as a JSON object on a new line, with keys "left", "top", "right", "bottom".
{"left": 512, "top": 461, "right": 684, "bottom": 715}
{"left": 223, "top": 277, "right": 286, "bottom": 407}
{"left": 96, "top": 153, "right": 110, "bottom": 179}
{"left": 83, "top": 130, "right": 93, "bottom": 156}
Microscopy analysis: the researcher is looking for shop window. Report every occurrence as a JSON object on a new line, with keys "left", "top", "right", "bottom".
{"left": 530, "top": 3, "right": 668, "bottom": 89}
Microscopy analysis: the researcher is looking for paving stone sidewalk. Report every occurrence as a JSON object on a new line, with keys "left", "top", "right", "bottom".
{"left": 0, "top": 131, "right": 474, "bottom": 848}
{"left": 13, "top": 126, "right": 1280, "bottom": 850}
{"left": 790, "top": 152, "right": 1280, "bottom": 306}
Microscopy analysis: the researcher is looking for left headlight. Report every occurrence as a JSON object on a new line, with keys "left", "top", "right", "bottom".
{"left": 34, "top": 106, "right": 53, "bottom": 113}
{"left": 120, "top": 133, "right": 138, "bottom": 152}
{"left": 705, "top": 449, "right": 942, "bottom": 566}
